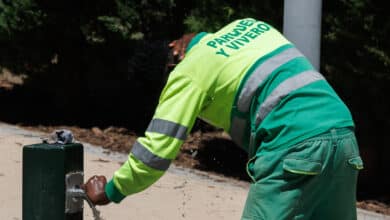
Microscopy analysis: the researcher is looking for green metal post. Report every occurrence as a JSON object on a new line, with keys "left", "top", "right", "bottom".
{"left": 23, "top": 143, "right": 84, "bottom": 220}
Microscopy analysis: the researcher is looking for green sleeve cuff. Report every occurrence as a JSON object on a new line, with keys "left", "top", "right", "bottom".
{"left": 105, "top": 179, "right": 126, "bottom": 203}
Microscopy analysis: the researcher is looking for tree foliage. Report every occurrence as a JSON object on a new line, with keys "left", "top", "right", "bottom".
{"left": 2, "top": 0, "right": 387, "bottom": 80}
{"left": 323, "top": 0, "right": 390, "bottom": 80}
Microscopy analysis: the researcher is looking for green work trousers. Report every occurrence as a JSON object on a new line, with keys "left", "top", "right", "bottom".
{"left": 242, "top": 128, "right": 363, "bottom": 220}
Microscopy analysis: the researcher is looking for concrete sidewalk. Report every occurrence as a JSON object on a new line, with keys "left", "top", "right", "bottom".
{"left": 0, "top": 122, "right": 388, "bottom": 220}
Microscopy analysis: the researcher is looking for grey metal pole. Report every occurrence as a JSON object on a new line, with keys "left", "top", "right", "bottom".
{"left": 283, "top": 0, "right": 322, "bottom": 70}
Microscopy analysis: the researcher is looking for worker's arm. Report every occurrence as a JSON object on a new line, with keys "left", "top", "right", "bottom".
{"left": 81, "top": 69, "right": 210, "bottom": 205}
{"left": 106, "top": 72, "right": 209, "bottom": 203}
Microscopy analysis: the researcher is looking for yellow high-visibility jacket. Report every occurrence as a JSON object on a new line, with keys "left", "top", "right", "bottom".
{"left": 105, "top": 18, "right": 354, "bottom": 202}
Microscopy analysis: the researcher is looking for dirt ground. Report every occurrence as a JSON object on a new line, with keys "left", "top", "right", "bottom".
{"left": 20, "top": 124, "right": 390, "bottom": 216}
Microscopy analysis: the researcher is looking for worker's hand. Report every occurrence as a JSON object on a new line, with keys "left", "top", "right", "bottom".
{"left": 167, "top": 33, "right": 196, "bottom": 67}
{"left": 81, "top": 175, "right": 111, "bottom": 206}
